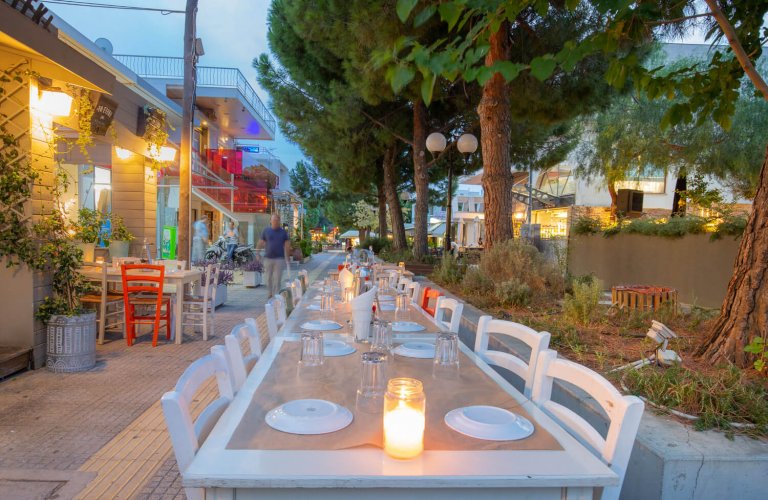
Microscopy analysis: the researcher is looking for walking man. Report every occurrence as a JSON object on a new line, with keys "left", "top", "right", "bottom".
{"left": 257, "top": 213, "right": 291, "bottom": 297}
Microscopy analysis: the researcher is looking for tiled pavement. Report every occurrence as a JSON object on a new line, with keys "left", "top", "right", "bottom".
{"left": 0, "top": 252, "right": 342, "bottom": 499}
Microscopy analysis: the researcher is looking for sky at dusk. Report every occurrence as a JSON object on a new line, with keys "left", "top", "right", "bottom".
{"left": 48, "top": 0, "right": 306, "bottom": 172}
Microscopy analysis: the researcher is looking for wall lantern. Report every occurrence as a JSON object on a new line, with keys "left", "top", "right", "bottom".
{"left": 32, "top": 81, "right": 73, "bottom": 117}
{"left": 146, "top": 146, "right": 178, "bottom": 162}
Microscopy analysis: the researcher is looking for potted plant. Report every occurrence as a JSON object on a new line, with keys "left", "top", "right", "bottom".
{"left": 214, "top": 262, "right": 235, "bottom": 307}
{"left": 108, "top": 213, "right": 133, "bottom": 258}
{"left": 242, "top": 258, "right": 263, "bottom": 288}
{"left": 34, "top": 200, "right": 97, "bottom": 373}
{"left": 72, "top": 207, "right": 104, "bottom": 262}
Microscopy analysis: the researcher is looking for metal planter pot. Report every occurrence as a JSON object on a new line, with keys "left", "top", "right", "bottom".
{"left": 46, "top": 312, "right": 97, "bottom": 373}
{"left": 109, "top": 240, "right": 130, "bottom": 258}
{"left": 243, "top": 271, "right": 261, "bottom": 288}
{"left": 75, "top": 241, "right": 96, "bottom": 262}
{"left": 214, "top": 284, "right": 227, "bottom": 307}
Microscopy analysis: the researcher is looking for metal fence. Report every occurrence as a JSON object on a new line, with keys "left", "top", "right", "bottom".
{"left": 114, "top": 54, "right": 276, "bottom": 135}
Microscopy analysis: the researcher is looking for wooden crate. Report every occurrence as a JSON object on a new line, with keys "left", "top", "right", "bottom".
{"left": 611, "top": 285, "right": 678, "bottom": 313}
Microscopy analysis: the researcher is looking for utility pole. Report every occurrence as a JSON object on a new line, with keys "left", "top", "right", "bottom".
{"left": 178, "top": 0, "right": 199, "bottom": 263}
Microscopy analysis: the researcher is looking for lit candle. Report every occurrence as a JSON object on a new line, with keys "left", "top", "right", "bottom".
{"left": 95, "top": 257, "right": 104, "bottom": 264}
{"left": 383, "top": 378, "right": 426, "bottom": 459}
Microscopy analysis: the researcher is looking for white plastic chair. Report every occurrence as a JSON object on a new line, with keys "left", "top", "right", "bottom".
{"left": 405, "top": 281, "right": 422, "bottom": 305}
{"left": 531, "top": 349, "right": 644, "bottom": 500}
{"left": 181, "top": 263, "right": 219, "bottom": 340}
{"left": 161, "top": 345, "right": 234, "bottom": 500}
{"left": 224, "top": 320, "right": 262, "bottom": 392}
{"left": 265, "top": 296, "right": 286, "bottom": 339}
{"left": 434, "top": 296, "right": 464, "bottom": 333}
{"left": 474, "top": 315, "right": 551, "bottom": 397}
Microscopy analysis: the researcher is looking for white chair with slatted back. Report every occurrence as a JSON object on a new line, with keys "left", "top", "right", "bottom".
{"left": 265, "top": 297, "right": 285, "bottom": 340}
{"left": 434, "top": 296, "right": 464, "bottom": 333}
{"left": 182, "top": 263, "right": 219, "bottom": 340}
{"left": 161, "top": 345, "right": 234, "bottom": 500}
{"left": 405, "top": 281, "right": 422, "bottom": 305}
{"left": 474, "top": 315, "right": 551, "bottom": 398}
{"left": 274, "top": 294, "right": 288, "bottom": 322}
{"left": 224, "top": 320, "right": 262, "bottom": 392}
{"left": 531, "top": 349, "right": 644, "bottom": 500}
{"left": 387, "top": 270, "right": 400, "bottom": 289}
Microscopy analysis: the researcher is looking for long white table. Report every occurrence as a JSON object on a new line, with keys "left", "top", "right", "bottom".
{"left": 79, "top": 266, "right": 202, "bottom": 344}
{"left": 183, "top": 284, "right": 618, "bottom": 498}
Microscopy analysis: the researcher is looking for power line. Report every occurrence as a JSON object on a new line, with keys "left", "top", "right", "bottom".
{"left": 44, "top": 0, "right": 184, "bottom": 15}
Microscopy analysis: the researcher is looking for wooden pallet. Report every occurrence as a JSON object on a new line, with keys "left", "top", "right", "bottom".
{"left": 0, "top": 346, "right": 32, "bottom": 379}
{"left": 611, "top": 285, "right": 678, "bottom": 313}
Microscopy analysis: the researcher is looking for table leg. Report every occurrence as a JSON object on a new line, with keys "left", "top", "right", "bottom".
{"left": 175, "top": 281, "right": 184, "bottom": 345}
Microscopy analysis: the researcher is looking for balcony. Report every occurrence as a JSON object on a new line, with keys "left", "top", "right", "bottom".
{"left": 113, "top": 54, "right": 276, "bottom": 139}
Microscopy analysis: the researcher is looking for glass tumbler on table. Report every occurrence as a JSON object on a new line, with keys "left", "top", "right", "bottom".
{"left": 395, "top": 292, "right": 410, "bottom": 322}
{"left": 433, "top": 332, "right": 460, "bottom": 379}
{"left": 356, "top": 351, "right": 388, "bottom": 413}
{"left": 299, "top": 332, "right": 325, "bottom": 367}
{"left": 370, "top": 319, "right": 392, "bottom": 355}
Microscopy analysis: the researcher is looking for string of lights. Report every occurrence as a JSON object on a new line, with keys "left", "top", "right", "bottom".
{"left": 44, "top": 0, "right": 184, "bottom": 15}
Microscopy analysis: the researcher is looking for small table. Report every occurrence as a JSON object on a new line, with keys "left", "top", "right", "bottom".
{"left": 79, "top": 266, "right": 202, "bottom": 344}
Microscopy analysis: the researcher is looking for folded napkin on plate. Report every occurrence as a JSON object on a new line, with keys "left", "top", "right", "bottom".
{"left": 339, "top": 267, "right": 354, "bottom": 290}
{"left": 350, "top": 285, "right": 377, "bottom": 341}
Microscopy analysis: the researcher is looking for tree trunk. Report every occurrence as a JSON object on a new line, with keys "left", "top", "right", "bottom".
{"left": 412, "top": 100, "right": 429, "bottom": 260}
{"left": 478, "top": 21, "right": 513, "bottom": 251}
{"left": 376, "top": 178, "right": 388, "bottom": 240}
{"left": 671, "top": 173, "right": 687, "bottom": 216}
{"left": 696, "top": 146, "right": 768, "bottom": 366}
{"left": 608, "top": 182, "right": 618, "bottom": 220}
{"left": 383, "top": 144, "right": 407, "bottom": 251}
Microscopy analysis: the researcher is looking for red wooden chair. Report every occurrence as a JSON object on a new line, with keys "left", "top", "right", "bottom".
{"left": 121, "top": 264, "right": 173, "bottom": 347}
{"left": 420, "top": 287, "right": 443, "bottom": 317}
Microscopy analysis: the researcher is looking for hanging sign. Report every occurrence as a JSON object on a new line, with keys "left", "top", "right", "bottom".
{"left": 91, "top": 94, "right": 118, "bottom": 136}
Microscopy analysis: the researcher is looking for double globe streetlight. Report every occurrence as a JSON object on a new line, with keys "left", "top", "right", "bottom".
{"left": 426, "top": 132, "right": 478, "bottom": 253}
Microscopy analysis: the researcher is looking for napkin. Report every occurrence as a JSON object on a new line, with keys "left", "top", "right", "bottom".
{"left": 339, "top": 267, "right": 354, "bottom": 290}
{"left": 351, "top": 285, "right": 377, "bottom": 341}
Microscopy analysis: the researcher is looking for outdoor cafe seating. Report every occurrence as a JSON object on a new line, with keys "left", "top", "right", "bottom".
{"left": 160, "top": 257, "right": 645, "bottom": 498}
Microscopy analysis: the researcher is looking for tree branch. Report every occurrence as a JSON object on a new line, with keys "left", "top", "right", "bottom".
{"left": 703, "top": 0, "right": 768, "bottom": 101}
{"left": 647, "top": 13, "right": 712, "bottom": 26}
{"left": 361, "top": 109, "right": 413, "bottom": 146}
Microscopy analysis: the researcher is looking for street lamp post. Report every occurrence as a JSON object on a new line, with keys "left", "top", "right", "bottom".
{"left": 426, "top": 132, "right": 478, "bottom": 254}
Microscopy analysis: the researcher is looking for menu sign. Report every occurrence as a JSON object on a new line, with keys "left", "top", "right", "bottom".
{"left": 91, "top": 94, "right": 118, "bottom": 136}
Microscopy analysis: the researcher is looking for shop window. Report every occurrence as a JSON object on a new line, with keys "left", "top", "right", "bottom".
{"left": 457, "top": 202, "right": 465, "bottom": 212}
{"left": 79, "top": 165, "right": 112, "bottom": 211}
{"left": 615, "top": 167, "right": 666, "bottom": 194}
{"left": 537, "top": 164, "right": 576, "bottom": 197}
{"left": 474, "top": 202, "right": 483, "bottom": 212}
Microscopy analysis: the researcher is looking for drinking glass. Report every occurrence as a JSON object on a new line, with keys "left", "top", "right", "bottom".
{"left": 356, "top": 351, "right": 388, "bottom": 413}
{"left": 395, "top": 292, "right": 410, "bottom": 322}
{"left": 370, "top": 319, "right": 392, "bottom": 355}
{"left": 299, "top": 332, "right": 324, "bottom": 367}
{"left": 434, "top": 332, "right": 460, "bottom": 368}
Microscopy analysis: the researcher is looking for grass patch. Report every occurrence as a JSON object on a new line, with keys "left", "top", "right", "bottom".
{"left": 623, "top": 364, "right": 768, "bottom": 437}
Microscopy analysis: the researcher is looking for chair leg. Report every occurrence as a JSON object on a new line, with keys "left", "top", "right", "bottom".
{"left": 165, "top": 300, "right": 172, "bottom": 340}
{"left": 202, "top": 305, "right": 208, "bottom": 341}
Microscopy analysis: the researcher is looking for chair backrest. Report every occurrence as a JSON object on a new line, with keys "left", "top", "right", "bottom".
{"left": 121, "top": 264, "right": 165, "bottom": 308}
{"left": 224, "top": 321, "right": 262, "bottom": 391}
{"left": 264, "top": 298, "right": 285, "bottom": 339}
{"left": 291, "top": 278, "right": 303, "bottom": 304}
{"left": 299, "top": 269, "right": 309, "bottom": 291}
{"left": 405, "top": 281, "right": 421, "bottom": 305}
{"left": 396, "top": 276, "right": 411, "bottom": 293}
{"left": 474, "top": 315, "right": 551, "bottom": 397}
{"left": 420, "top": 287, "right": 443, "bottom": 316}
{"left": 203, "top": 263, "right": 221, "bottom": 303}
{"left": 161, "top": 346, "right": 234, "bottom": 473}
{"left": 273, "top": 294, "right": 287, "bottom": 323}
{"left": 387, "top": 270, "right": 399, "bottom": 288}
{"left": 278, "top": 287, "right": 294, "bottom": 316}
{"left": 531, "top": 349, "right": 644, "bottom": 500}
{"left": 434, "top": 296, "right": 464, "bottom": 333}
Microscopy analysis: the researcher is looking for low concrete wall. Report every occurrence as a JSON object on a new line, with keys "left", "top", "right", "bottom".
{"left": 568, "top": 233, "right": 741, "bottom": 308}
{"left": 418, "top": 277, "right": 768, "bottom": 500}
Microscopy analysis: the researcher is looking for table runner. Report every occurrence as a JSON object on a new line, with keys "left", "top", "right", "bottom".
{"left": 227, "top": 342, "right": 562, "bottom": 452}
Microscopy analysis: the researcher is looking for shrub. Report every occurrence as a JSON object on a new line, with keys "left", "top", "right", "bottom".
{"left": 711, "top": 214, "right": 748, "bottom": 240}
{"left": 432, "top": 255, "right": 464, "bottom": 285}
{"left": 461, "top": 266, "right": 494, "bottom": 295}
{"left": 572, "top": 216, "right": 602, "bottom": 235}
{"left": 495, "top": 278, "right": 532, "bottom": 307}
{"left": 563, "top": 278, "right": 603, "bottom": 325}
{"left": 298, "top": 239, "right": 312, "bottom": 257}
{"left": 359, "top": 236, "right": 390, "bottom": 254}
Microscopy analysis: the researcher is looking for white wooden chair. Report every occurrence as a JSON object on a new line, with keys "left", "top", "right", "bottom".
{"left": 161, "top": 345, "right": 234, "bottom": 500}
{"left": 396, "top": 276, "right": 411, "bottom": 293}
{"left": 265, "top": 296, "right": 286, "bottom": 340}
{"left": 80, "top": 261, "right": 124, "bottom": 344}
{"left": 434, "top": 296, "right": 464, "bottom": 333}
{"left": 531, "top": 349, "right": 644, "bottom": 500}
{"left": 291, "top": 278, "right": 303, "bottom": 305}
{"left": 274, "top": 294, "right": 288, "bottom": 322}
{"left": 224, "top": 320, "right": 262, "bottom": 392}
{"left": 299, "top": 269, "right": 309, "bottom": 292}
{"left": 405, "top": 281, "right": 422, "bottom": 305}
{"left": 181, "top": 263, "right": 219, "bottom": 340}
{"left": 387, "top": 270, "right": 400, "bottom": 289}
{"left": 474, "top": 315, "right": 551, "bottom": 397}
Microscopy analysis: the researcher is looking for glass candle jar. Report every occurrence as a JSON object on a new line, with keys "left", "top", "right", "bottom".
{"left": 383, "top": 378, "right": 426, "bottom": 459}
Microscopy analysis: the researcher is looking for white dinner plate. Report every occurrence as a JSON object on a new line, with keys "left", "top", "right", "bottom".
{"left": 378, "top": 303, "right": 396, "bottom": 311}
{"left": 393, "top": 341, "right": 435, "bottom": 359}
{"left": 305, "top": 304, "right": 322, "bottom": 311}
{"left": 444, "top": 406, "right": 534, "bottom": 441}
{"left": 300, "top": 320, "right": 343, "bottom": 331}
{"left": 324, "top": 339, "right": 356, "bottom": 357}
{"left": 391, "top": 321, "right": 426, "bottom": 333}
{"left": 266, "top": 399, "right": 353, "bottom": 435}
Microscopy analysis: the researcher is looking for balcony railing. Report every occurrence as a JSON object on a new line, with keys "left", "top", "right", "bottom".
{"left": 114, "top": 54, "right": 276, "bottom": 135}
